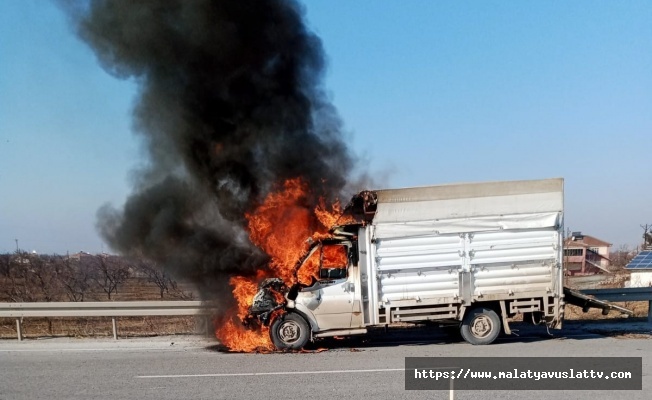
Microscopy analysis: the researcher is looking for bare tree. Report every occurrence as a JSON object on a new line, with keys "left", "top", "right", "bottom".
{"left": 57, "top": 255, "right": 92, "bottom": 302}
{"left": 0, "top": 253, "right": 11, "bottom": 277}
{"left": 642, "top": 224, "right": 652, "bottom": 250}
{"left": 168, "top": 279, "right": 195, "bottom": 300}
{"left": 133, "top": 258, "right": 194, "bottom": 299}
{"left": 609, "top": 244, "right": 636, "bottom": 269}
{"left": 4, "top": 251, "right": 61, "bottom": 303}
{"left": 28, "top": 254, "right": 64, "bottom": 302}
{"left": 3, "top": 252, "right": 32, "bottom": 302}
{"left": 134, "top": 259, "right": 171, "bottom": 299}
{"left": 91, "top": 255, "right": 130, "bottom": 300}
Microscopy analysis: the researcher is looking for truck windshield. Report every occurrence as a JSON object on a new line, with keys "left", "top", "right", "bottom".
{"left": 318, "top": 244, "right": 348, "bottom": 280}
{"left": 300, "top": 243, "right": 348, "bottom": 282}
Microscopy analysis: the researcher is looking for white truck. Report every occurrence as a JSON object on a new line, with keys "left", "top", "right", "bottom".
{"left": 247, "top": 177, "right": 613, "bottom": 349}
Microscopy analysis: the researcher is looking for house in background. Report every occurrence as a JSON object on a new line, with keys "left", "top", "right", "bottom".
{"left": 564, "top": 232, "right": 612, "bottom": 275}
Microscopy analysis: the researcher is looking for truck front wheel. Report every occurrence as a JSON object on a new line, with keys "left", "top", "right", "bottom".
{"left": 460, "top": 307, "right": 501, "bottom": 345}
{"left": 270, "top": 313, "right": 310, "bottom": 350}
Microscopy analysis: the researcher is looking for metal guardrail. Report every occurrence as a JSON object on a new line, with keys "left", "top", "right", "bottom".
{"left": 0, "top": 301, "right": 212, "bottom": 341}
{"left": 579, "top": 287, "right": 652, "bottom": 302}
{"left": 579, "top": 287, "right": 652, "bottom": 323}
{"left": 4, "top": 290, "right": 650, "bottom": 342}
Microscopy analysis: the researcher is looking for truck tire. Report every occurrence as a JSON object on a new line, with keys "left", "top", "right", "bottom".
{"left": 460, "top": 307, "right": 501, "bottom": 345}
{"left": 270, "top": 313, "right": 310, "bottom": 350}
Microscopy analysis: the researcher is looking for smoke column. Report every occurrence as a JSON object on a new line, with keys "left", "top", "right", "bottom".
{"left": 62, "top": 0, "right": 359, "bottom": 301}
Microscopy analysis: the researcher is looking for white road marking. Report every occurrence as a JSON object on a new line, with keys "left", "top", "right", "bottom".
{"left": 137, "top": 368, "right": 405, "bottom": 379}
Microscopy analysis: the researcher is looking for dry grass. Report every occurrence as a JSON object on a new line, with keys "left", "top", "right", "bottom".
{"left": 0, "top": 316, "right": 207, "bottom": 339}
{"left": 565, "top": 302, "right": 649, "bottom": 320}
{"left": 0, "top": 277, "right": 209, "bottom": 339}
{"left": 564, "top": 269, "right": 650, "bottom": 320}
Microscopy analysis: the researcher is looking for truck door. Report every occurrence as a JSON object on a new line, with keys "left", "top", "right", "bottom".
{"left": 301, "top": 243, "right": 355, "bottom": 331}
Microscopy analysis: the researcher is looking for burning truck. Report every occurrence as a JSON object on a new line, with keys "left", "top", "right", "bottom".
{"left": 241, "top": 178, "right": 569, "bottom": 349}
{"left": 240, "top": 177, "right": 629, "bottom": 350}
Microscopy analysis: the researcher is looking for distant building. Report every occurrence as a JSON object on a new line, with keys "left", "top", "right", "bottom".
{"left": 66, "top": 251, "right": 93, "bottom": 261}
{"left": 564, "top": 232, "right": 611, "bottom": 276}
{"left": 625, "top": 250, "right": 652, "bottom": 287}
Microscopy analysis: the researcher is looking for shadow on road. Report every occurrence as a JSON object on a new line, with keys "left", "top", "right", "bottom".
{"left": 206, "top": 318, "right": 651, "bottom": 354}
{"left": 207, "top": 318, "right": 652, "bottom": 353}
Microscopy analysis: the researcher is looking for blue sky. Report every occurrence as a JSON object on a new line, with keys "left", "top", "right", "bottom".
{"left": 1, "top": 0, "right": 650, "bottom": 254}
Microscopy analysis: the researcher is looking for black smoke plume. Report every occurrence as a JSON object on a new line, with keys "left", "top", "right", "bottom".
{"left": 62, "top": 0, "right": 359, "bottom": 301}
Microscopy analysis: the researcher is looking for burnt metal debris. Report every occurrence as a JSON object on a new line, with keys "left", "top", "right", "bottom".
{"left": 245, "top": 278, "right": 288, "bottom": 327}
{"left": 341, "top": 190, "right": 378, "bottom": 223}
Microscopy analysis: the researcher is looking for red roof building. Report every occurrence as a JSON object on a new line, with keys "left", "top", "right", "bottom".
{"left": 563, "top": 232, "right": 612, "bottom": 276}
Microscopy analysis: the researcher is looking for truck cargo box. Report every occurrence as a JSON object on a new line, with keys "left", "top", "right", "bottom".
{"left": 359, "top": 178, "right": 564, "bottom": 325}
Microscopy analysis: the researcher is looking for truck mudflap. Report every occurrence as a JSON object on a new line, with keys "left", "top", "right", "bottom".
{"left": 563, "top": 287, "right": 633, "bottom": 316}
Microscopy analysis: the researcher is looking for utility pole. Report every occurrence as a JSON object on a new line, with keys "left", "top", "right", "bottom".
{"left": 15, "top": 238, "right": 21, "bottom": 264}
{"left": 642, "top": 224, "right": 652, "bottom": 250}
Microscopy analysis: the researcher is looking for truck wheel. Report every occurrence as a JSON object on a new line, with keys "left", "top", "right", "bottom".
{"left": 460, "top": 307, "right": 501, "bottom": 345}
{"left": 270, "top": 313, "right": 310, "bottom": 350}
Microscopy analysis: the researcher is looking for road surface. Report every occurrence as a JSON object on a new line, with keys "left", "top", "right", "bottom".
{"left": 0, "top": 324, "right": 650, "bottom": 400}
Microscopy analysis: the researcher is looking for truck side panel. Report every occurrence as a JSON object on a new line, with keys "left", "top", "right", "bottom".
{"left": 470, "top": 229, "right": 559, "bottom": 297}
{"left": 375, "top": 233, "right": 462, "bottom": 303}
{"left": 365, "top": 178, "right": 564, "bottom": 327}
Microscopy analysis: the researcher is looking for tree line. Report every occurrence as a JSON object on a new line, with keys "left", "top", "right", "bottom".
{"left": 0, "top": 252, "right": 192, "bottom": 302}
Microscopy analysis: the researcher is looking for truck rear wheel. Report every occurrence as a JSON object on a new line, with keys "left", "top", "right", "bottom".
{"left": 460, "top": 307, "right": 501, "bottom": 345}
{"left": 270, "top": 313, "right": 310, "bottom": 350}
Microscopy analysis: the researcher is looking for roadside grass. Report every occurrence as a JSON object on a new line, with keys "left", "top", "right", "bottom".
{"left": 565, "top": 269, "right": 650, "bottom": 320}
{"left": 0, "top": 278, "right": 206, "bottom": 339}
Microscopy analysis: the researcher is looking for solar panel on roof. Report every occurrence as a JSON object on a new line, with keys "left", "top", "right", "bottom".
{"left": 625, "top": 250, "right": 652, "bottom": 269}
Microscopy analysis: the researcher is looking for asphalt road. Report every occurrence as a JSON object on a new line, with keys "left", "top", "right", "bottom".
{"left": 0, "top": 325, "right": 650, "bottom": 400}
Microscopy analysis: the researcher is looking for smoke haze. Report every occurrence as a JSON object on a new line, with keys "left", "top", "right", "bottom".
{"left": 62, "top": 0, "right": 360, "bottom": 301}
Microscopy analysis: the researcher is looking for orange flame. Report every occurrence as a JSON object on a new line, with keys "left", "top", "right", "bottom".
{"left": 246, "top": 178, "right": 315, "bottom": 284}
{"left": 215, "top": 178, "right": 346, "bottom": 352}
{"left": 231, "top": 272, "right": 267, "bottom": 320}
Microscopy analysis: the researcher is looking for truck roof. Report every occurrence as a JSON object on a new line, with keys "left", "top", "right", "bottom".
{"left": 372, "top": 177, "right": 563, "bottom": 228}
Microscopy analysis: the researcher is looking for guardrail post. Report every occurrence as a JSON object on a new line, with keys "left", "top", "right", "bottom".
{"left": 112, "top": 317, "right": 118, "bottom": 340}
{"left": 205, "top": 316, "right": 212, "bottom": 337}
{"left": 16, "top": 318, "right": 22, "bottom": 341}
